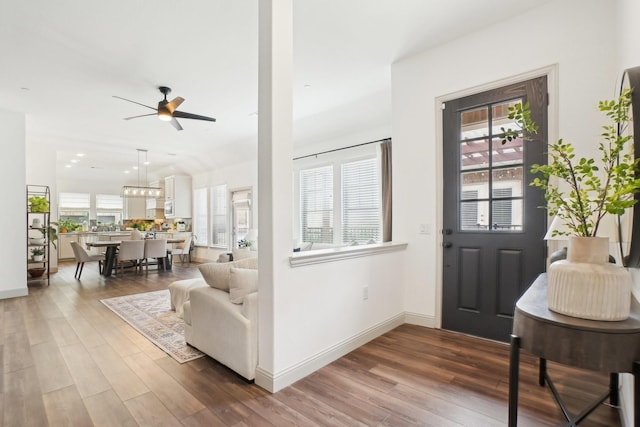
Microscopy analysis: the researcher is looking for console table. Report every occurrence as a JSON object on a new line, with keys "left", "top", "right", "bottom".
{"left": 509, "top": 274, "right": 640, "bottom": 426}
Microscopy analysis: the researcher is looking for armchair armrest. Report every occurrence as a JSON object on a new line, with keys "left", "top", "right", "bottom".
{"left": 241, "top": 291, "right": 258, "bottom": 322}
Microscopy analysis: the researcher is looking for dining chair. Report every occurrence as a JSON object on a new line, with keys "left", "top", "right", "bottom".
{"left": 70, "top": 241, "right": 103, "bottom": 279}
{"left": 168, "top": 236, "right": 192, "bottom": 265}
{"left": 115, "top": 240, "right": 145, "bottom": 275}
{"left": 142, "top": 239, "right": 168, "bottom": 273}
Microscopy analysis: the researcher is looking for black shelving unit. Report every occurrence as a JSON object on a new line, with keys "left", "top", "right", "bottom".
{"left": 27, "top": 185, "right": 51, "bottom": 286}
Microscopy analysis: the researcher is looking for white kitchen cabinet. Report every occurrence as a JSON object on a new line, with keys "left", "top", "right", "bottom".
{"left": 145, "top": 180, "right": 165, "bottom": 220}
{"left": 58, "top": 233, "right": 79, "bottom": 260}
{"left": 124, "top": 197, "right": 145, "bottom": 220}
{"left": 164, "top": 175, "right": 192, "bottom": 218}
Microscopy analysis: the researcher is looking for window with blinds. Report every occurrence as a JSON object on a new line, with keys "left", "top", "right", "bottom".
{"left": 96, "top": 194, "right": 123, "bottom": 210}
{"left": 193, "top": 188, "right": 208, "bottom": 246}
{"left": 211, "top": 184, "right": 228, "bottom": 248}
{"left": 59, "top": 192, "right": 90, "bottom": 208}
{"left": 300, "top": 165, "right": 334, "bottom": 243}
{"left": 95, "top": 194, "right": 123, "bottom": 225}
{"left": 59, "top": 192, "right": 91, "bottom": 223}
{"left": 342, "top": 158, "right": 381, "bottom": 243}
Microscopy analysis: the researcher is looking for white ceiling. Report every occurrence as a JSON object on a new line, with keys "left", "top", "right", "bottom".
{"left": 1, "top": 0, "right": 553, "bottom": 185}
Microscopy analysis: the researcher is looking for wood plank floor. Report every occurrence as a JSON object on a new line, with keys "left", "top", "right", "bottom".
{"left": 3, "top": 261, "right": 620, "bottom": 426}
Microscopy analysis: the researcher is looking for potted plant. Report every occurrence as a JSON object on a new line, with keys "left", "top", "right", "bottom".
{"left": 237, "top": 239, "right": 252, "bottom": 249}
{"left": 28, "top": 196, "right": 49, "bottom": 213}
{"left": 57, "top": 218, "right": 76, "bottom": 233}
{"left": 501, "top": 88, "right": 640, "bottom": 320}
{"left": 31, "top": 247, "right": 45, "bottom": 261}
{"left": 39, "top": 223, "right": 58, "bottom": 249}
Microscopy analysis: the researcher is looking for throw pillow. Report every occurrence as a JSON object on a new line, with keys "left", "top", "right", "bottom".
{"left": 229, "top": 268, "right": 259, "bottom": 304}
{"left": 232, "top": 248, "right": 257, "bottom": 260}
{"left": 198, "top": 262, "right": 233, "bottom": 291}
{"left": 234, "top": 256, "right": 258, "bottom": 270}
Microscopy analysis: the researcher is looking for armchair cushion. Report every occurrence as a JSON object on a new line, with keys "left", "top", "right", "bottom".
{"left": 198, "top": 257, "right": 259, "bottom": 292}
{"left": 229, "top": 268, "right": 258, "bottom": 304}
{"left": 198, "top": 262, "right": 232, "bottom": 291}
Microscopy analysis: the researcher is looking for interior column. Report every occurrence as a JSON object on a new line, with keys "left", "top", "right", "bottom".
{"left": 256, "top": 0, "right": 294, "bottom": 392}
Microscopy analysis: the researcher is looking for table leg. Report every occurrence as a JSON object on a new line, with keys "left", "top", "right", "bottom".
{"left": 610, "top": 373, "right": 619, "bottom": 407}
{"left": 539, "top": 358, "right": 547, "bottom": 386}
{"left": 103, "top": 247, "right": 117, "bottom": 277}
{"left": 634, "top": 361, "right": 640, "bottom": 427}
{"left": 509, "top": 334, "right": 520, "bottom": 427}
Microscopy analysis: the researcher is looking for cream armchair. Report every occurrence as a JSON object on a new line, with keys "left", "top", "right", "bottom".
{"left": 175, "top": 256, "right": 258, "bottom": 380}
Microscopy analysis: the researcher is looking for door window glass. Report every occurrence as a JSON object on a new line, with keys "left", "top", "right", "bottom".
{"left": 459, "top": 99, "right": 525, "bottom": 232}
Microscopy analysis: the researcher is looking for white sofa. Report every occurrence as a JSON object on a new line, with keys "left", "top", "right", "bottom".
{"left": 170, "top": 255, "right": 258, "bottom": 380}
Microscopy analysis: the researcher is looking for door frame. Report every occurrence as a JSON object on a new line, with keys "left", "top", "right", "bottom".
{"left": 433, "top": 64, "right": 559, "bottom": 329}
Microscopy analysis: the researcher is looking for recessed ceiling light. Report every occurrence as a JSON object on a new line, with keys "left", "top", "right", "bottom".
{"left": 133, "top": 166, "right": 139, "bottom": 170}
{"left": 65, "top": 164, "right": 72, "bottom": 168}
{"left": 143, "top": 161, "right": 150, "bottom": 165}
{"left": 71, "top": 159, "right": 79, "bottom": 163}
{"left": 124, "top": 170, "right": 130, "bottom": 174}
{"left": 76, "top": 153, "right": 85, "bottom": 157}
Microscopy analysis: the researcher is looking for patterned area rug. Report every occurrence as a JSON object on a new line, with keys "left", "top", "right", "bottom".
{"left": 101, "top": 290, "right": 205, "bottom": 363}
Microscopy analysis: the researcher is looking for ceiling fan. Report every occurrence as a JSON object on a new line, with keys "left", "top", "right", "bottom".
{"left": 113, "top": 86, "right": 216, "bottom": 131}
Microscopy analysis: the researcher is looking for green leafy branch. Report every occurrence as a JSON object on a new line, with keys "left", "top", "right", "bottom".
{"left": 499, "top": 89, "right": 640, "bottom": 237}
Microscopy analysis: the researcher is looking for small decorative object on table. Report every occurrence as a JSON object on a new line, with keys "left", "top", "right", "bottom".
{"left": 501, "top": 89, "right": 640, "bottom": 321}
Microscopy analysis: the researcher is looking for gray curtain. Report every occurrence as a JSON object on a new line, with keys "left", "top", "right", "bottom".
{"left": 381, "top": 139, "right": 392, "bottom": 242}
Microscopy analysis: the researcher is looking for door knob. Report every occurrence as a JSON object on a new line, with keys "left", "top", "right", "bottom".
{"left": 442, "top": 242, "right": 453, "bottom": 248}
{"left": 443, "top": 229, "right": 453, "bottom": 235}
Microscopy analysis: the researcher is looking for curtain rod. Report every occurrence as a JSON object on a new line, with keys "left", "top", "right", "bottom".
{"left": 293, "top": 137, "right": 391, "bottom": 161}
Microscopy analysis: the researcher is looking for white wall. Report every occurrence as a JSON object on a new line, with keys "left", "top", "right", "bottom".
{"left": 392, "top": 0, "right": 618, "bottom": 326}
{"left": 1, "top": 108, "right": 28, "bottom": 299}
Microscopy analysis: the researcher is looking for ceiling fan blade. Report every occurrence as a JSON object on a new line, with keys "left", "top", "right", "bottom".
{"left": 170, "top": 118, "right": 183, "bottom": 131}
{"left": 112, "top": 95, "right": 157, "bottom": 111}
{"left": 172, "top": 110, "right": 217, "bottom": 122}
{"left": 123, "top": 113, "right": 157, "bottom": 120}
{"left": 166, "top": 97, "right": 185, "bottom": 113}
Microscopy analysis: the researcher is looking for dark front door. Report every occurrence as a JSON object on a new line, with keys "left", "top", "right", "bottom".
{"left": 442, "top": 77, "right": 548, "bottom": 342}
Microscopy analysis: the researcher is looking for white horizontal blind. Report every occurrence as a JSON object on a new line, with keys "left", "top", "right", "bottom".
{"left": 300, "top": 165, "right": 334, "bottom": 243}
{"left": 342, "top": 158, "right": 381, "bottom": 243}
{"left": 96, "top": 194, "right": 123, "bottom": 210}
{"left": 211, "top": 184, "right": 228, "bottom": 248}
{"left": 59, "top": 192, "right": 90, "bottom": 209}
{"left": 193, "top": 188, "right": 208, "bottom": 246}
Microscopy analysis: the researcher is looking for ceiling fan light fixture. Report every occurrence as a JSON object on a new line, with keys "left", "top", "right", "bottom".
{"left": 158, "top": 109, "right": 172, "bottom": 121}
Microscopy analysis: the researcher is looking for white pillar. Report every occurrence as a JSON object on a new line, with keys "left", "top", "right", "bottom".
{"left": 0, "top": 108, "right": 28, "bottom": 298}
{"left": 255, "top": 0, "right": 294, "bottom": 391}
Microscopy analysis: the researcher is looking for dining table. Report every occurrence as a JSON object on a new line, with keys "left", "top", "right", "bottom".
{"left": 86, "top": 238, "right": 185, "bottom": 277}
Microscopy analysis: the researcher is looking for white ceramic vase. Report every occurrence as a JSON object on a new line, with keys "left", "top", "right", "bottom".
{"left": 548, "top": 236, "right": 631, "bottom": 321}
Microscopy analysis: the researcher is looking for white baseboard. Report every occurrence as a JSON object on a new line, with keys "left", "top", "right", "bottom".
{"left": 256, "top": 312, "right": 406, "bottom": 393}
{"left": 0, "top": 287, "right": 28, "bottom": 300}
{"left": 404, "top": 312, "right": 436, "bottom": 328}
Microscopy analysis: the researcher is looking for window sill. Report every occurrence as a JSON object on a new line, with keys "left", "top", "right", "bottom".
{"left": 289, "top": 241, "right": 408, "bottom": 267}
